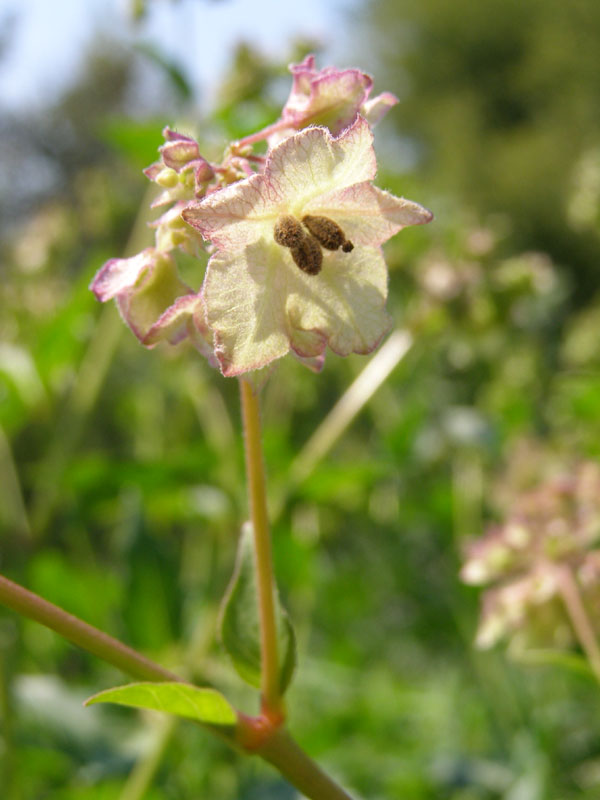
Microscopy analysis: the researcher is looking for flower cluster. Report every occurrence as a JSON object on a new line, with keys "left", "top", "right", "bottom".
{"left": 91, "top": 56, "right": 432, "bottom": 377}
{"left": 461, "top": 461, "right": 600, "bottom": 651}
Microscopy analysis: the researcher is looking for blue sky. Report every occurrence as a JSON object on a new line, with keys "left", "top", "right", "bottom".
{"left": 0, "top": 0, "right": 357, "bottom": 111}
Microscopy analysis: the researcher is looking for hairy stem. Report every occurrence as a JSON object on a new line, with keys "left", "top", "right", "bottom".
{"left": 0, "top": 574, "right": 180, "bottom": 683}
{"left": 239, "top": 378, "right": 281, "bottom": 715}
{"left": 556, "top": 563, "right": 600, "bottom": 684}
{"left": 234, "top": 118, "right": 292, "bottom": 148}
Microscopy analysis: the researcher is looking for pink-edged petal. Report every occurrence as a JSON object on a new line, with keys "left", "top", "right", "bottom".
{"left": 90, "top": 249, "right": 157, "bottom": 302}
{"left": 285, "top": 245, "right": 392, "bottom": 357}
{"left": 203, "top": 236, "right": 391, "bottom": 376}
{"left": 361, "top": 92, "right": 399, "bottom": 127}
{"left": 183, "top": 172, "right": 280, "bottom": 251}
{"left": 303, "top": 182, "right": 433, "bottom": 247}
{"left": 187, "top": 298, "right": 219, "bottom": 368}
{"left": 184, "top": 118, "right": 378, "bottom": 251}
{"left": 141, "top": 294, "right": 202, "bottom": 346}
{"left": 287, "top": 322, "right": 327, "bottom": 360}
{"left": 203, "top": 242, "right": 297, "bottom": 376}
{"left": 115, "top": 252, "right": 194, "bottom": 345}
{"left": 267, "top": 116, "right": 377, "bottom": 208}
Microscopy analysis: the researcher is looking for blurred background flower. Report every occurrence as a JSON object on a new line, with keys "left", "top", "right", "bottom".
{"left": 462, "top": 461, "right": 600, "bottom": 651}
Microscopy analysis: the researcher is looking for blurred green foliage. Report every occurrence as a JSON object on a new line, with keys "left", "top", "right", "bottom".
{"left": 2, "top": 3, "right": 600, "bottom": 799}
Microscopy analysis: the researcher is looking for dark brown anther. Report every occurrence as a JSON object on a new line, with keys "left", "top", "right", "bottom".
{"left": 302, "top": 214, "right": 354, "bottom": 252}
{"left": 291, "top": 234, "right": 323, "bottom": 275}
{"left": 274, "top": 214, "right": 305, "bottom": 248}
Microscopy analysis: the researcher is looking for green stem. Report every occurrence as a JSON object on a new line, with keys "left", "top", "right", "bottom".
{"left": 0, "top": 574, "right": 180, "bottom": 683}
{"left": 259, "top": 728, "right": 356, "bottom": 800}
{"left": 0, "top": 573, "right": 355, "bottom": 799}
{"left": 239, "top": 378, "right": 281, "bottom": 715}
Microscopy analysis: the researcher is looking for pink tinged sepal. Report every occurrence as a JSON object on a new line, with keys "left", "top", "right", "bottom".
{"left": 139, "top": 294, "right": 202, "bottom": 346}
{"left": 266, "top": 117, "right": 377, "bottom": 203}
{"left": 262, "top": 54, "right": 398, "bottom": 143}
{"left": 144, "top": 127, "right": 214, "bottom": 210}
{"left": 291, "top": 351, "right": 326, "bottom": 373}
{"left": 361, "top": 92, "right": 399, "bottom": 126}
{"left": 157, "top": 128, "right": 213, "bottom": 176}
{"left": 162, "top": 126, "right": 193, "bottom": 142}
{"left": 161, "top": 139, "right": 200, "bottom": 171}
{"left": 90, "top": 248, "right": 199, "bottom": 348}
{"left": 282, "top": 55, "right": 373, "bottom": 136}
{"left": 90, "top": 248, "right": 158, "bottom": 302}
{"left": 143, "top": 163, "right": 163, "bottom": 182}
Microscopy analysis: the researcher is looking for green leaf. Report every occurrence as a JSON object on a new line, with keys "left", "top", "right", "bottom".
{"left": 220, "top": 523, "right": 297, "bottom": 694}
{"left": 84, "top": 682, "right": 237, "bottom": 727}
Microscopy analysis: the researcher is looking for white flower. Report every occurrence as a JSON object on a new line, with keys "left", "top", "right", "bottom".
{"left": 183, "top": 117, "right": 432, "bottom": 376}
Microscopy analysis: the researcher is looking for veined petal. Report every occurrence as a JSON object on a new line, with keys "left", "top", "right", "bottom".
{"left": 182, "top": 172, "right": 281, "bottom": 250}
{"left": 203, "top": 242, "right": 294, "bottom": 375}
{"left": 285, "top": 245, "right": 391, "bottom": 357}
{"left": 183, "top": 118, "right": 378, "bottom": 252}
{"left": 267, "top": 117, "right": 377, "bottom": 209}
{"left": 304, "top": 183, "right": 433, "bottom": 247}
{"left": 203, "top": 236, "right": 391, "bottom": 376}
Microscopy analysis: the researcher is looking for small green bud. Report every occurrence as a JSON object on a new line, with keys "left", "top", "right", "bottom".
{"left": 156, "top": 167, "right": 179, "bottom": 188}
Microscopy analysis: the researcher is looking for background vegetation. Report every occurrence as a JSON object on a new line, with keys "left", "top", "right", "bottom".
{"left": 2, "top": 1, "right": 600, "bottom": 797}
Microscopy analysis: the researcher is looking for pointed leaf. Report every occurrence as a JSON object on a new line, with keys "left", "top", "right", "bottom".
{"left": 85, "top": 682, "right": 237, "bottom": 726}
{"left": 220, "top": 523, "right": 297, "bottom": 694}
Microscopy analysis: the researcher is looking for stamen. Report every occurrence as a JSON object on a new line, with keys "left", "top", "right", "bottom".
{"left": 291, "top": 235, "right": 323, "bottom": 275}
{"left": 274, "top": 214, "right": 305, "bottom": 248}
{"left": 302, "top": 215, "right": 354, "bottom": 252}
